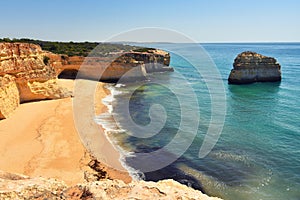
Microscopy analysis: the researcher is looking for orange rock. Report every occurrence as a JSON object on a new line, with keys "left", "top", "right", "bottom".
{"left": 0, "top": 43, "right": 70, "bottom": 119}
{"left": 228, "top": 51, "right": 281, "bottom": 84}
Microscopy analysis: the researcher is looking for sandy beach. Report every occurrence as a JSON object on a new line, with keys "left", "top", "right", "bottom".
{"left": 0, "top": 79, "right": 131, "bottom": 185}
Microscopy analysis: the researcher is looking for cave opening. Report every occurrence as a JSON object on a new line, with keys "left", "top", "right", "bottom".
{"left": 58, "top": 69, "right": 78, "bottom": 79}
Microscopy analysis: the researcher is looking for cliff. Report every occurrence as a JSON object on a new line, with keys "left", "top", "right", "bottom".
{"left": 0, "top": 171, "right": 222, "bottom": 200}
{"left": 0, "top": 43, "right": 171, "bottom": 119}
{"left": 228, "top": 51, "right": 281, "bottom": 84}
{"left": 0, "top": 43, "right": 69, "bottom": 119}
{"left": 55, "top": 48, "right": 173, "bottom": 82}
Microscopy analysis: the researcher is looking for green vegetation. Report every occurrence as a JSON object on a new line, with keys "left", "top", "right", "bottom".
{"left": 132, "top": 47, "right": 156, "bottom": 53}
{"left": 0, "top": 38, "right": 140, "bottom": 57}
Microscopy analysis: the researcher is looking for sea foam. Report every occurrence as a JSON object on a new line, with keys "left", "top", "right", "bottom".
{"left": 94, "top": 83, "right": 144, "bottom": 181}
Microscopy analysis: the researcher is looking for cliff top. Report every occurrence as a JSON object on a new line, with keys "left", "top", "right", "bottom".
{"left": 233, "top": 51, "right": 280, "bottom": 69}
{"left": 236, "top": 51, "right": 268, "bottom": 58}
{"left": 0, "top": 38, "right": 136, "bottom": 57}
{"left": 0, "top": 38, "right": 163, "bottom": 57}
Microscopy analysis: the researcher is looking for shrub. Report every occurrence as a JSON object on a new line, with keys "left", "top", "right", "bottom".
{"left": 133, "top": 48, "right": 156, "bottom": 53}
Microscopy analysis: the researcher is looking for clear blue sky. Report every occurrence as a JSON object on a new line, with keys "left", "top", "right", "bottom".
{"left": 1, "top": 0, "right": 299, "bottom": 42}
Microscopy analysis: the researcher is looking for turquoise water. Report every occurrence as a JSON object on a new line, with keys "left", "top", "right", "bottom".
{"left": 102, "top": 43, "right": 300, "bottom": 200}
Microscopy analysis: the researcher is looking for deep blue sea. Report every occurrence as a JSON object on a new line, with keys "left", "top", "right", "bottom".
{"left": 98, "top": 43, "right": 300, "bottom": 200}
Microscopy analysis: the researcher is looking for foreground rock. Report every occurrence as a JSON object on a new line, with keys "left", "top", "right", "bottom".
{"left": 0, "top": 43, "right": 69, "bottom": 119}
{"left": 228, "top": 51, "right": 281, "bottom": 84}
{"left": 0, "top": 171, "right": 222, "bottom": 200}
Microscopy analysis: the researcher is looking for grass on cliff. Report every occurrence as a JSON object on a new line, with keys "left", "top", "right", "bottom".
{"left": 0, "top": 38, "right": 139, "bottom": 57}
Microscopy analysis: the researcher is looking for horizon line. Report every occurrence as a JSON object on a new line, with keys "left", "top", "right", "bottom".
{"left": 1, "top": 37, "right": 300, "bottom": 44}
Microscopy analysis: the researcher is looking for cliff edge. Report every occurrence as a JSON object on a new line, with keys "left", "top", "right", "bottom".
{"left": 228, "top": 51, "right": 281, "bottom": 84}
{"left": 0, "top": 171, "right": 222, "bottom": 200}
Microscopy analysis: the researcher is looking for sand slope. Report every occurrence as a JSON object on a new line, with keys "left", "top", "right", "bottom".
{"left": 0, "top": 79, "right": 131, "bottom": 185}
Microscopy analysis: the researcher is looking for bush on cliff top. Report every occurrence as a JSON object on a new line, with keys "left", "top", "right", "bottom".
{"left": 0, "top": 38, "right": 139, "bottom": 57}
{"left": 132, "top": 47, "right": 156, "bottom": 53}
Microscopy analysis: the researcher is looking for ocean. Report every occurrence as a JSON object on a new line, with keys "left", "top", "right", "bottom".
{"left": 97, "top": 43, "right": 300, "bottom": 200}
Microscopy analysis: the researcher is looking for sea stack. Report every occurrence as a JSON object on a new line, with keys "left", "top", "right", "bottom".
{"left": 228, "top": 51, "right": 281, "bottom": 84}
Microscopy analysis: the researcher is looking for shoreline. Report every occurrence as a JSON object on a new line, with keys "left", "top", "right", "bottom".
{"left": 91, "top": 80, "right": 133, "bottom": 182}
{"left": 0, "top": 79, "right": 131, "bottom": 185}
{"left": 0, "top": 78, "right": 223, "bottom": 199}
{"left": 96, "top": 83, "right": 143, "bottom": 181}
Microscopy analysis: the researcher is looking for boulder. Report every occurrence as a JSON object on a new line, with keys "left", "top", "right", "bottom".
{"left": 228, "top": 51, "right": 281, "bottom": 84}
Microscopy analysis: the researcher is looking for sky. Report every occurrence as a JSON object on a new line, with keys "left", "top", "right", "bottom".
{"left": 1, "top": 0, "right": 300, "bottom": 42}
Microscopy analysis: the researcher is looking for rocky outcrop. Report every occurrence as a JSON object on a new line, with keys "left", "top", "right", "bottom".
{"left": 120, "top": 49, "right": 172, "bottom": 73}
{"left": 228, "top": 51, "right": 281, "bottom": 84}
{"left": 0, "top": 43, "right": 69, "bottom": 119}
{"left": 55, "top": 49, "right": 173, "bottom": 82}
{"left": 0, "top": 171, "right": 222, "bottom": 200}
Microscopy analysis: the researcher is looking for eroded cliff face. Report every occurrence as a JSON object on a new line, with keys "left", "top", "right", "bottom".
{"left": 0, "top": 75, "right": 19, "bottom": 119}
{"left": 55, "top": 49, "right": 173, "bottom": 82}
{"left": 119, "top": 49, "right": 172, "bottom": 73}
{"left": 0, "top": 171, "right": 222, "bottom": 200}
{"left": 0, "top": 43, "right": 172, "bottom": 119}
{"left": 228, "top": 51, "right": 281, "bottom": 84}
{"left": 0, "top": 43, "right": 69, "bottom": 119}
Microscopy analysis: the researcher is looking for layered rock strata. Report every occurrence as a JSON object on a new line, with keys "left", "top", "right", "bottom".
{"left": 228, "top": 51, "right": 281, "bottom": 84}
{"left": 55, "top": 49, "right": 173, "bottom": 82}
{"left": 0, "top": 43, "right": 69, "bottom": 119}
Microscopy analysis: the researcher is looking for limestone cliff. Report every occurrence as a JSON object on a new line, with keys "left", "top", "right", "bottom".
{"left": 120, "top": 49, "right": 172, "bottom": 73}
{"left": 55, "top": 49, "right": 173, "bottom": 82}
{"left": 0, "top": 171, "right": 222, "bottom": 200}
{"left": 0, "top": 43, "right": 69, "bottom": 119}
{"left": 0, "top": 43, "right": 171, "bottom": 117}
{"left": 228, "top": 51, "right": 281, "bottom": 84}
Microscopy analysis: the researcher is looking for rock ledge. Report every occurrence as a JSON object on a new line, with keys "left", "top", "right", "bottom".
{"left": 0, "top": 171, "right": 222, "bottom": 200}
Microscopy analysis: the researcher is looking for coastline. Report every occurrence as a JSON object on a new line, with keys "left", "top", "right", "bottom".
{"left": 95, "top": 83, "right": 143, "bottom": 181}
{"left": 91, "top": 80, "right": 133, "bottom": 182}
{"left": 0, "top": 79, "right": 131, "bottom": 185}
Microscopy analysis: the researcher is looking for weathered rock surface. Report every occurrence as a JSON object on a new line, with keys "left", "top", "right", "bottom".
{"left": 0, "top": 43, "right": 70, "bottom": 119}
{"left": 0, "top": 171, "right": 68, "bottom": 199}
{"left": 0, "top": 75, "right": 19, "bottom": 119}
{"left": 228, "top": 51, "right": 281, "bottom": 84}
{"left": 55, "top": 49, "right": 173, "bottom": 82}
{"left": 0, "top": 171, "right": 222, "bottom": 200}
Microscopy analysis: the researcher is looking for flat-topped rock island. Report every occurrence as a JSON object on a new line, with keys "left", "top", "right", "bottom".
{"left": 228, "top": 51, "right": 282, "bottom": 84}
